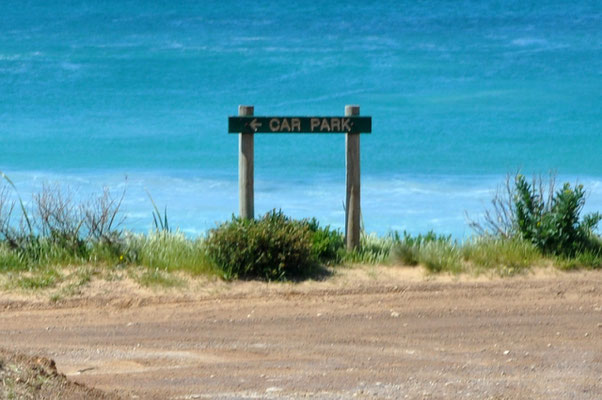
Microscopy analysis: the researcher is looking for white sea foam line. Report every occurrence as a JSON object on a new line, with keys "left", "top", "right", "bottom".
{"left": 511, "top": 38, "right": 549, "bottom": 47}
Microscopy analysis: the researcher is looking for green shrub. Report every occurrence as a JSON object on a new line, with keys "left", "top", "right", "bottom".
{"left": 205, "top": 210, "right": 317, "bottom": 280}
{"left": 303, "top": 218, "right": 345, "bottom": 263}
{"left": 514, "top": 175, "right": 601, "bottom": 256}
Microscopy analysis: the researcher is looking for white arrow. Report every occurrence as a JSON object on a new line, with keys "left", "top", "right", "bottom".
{"left": 249, "top": 118, "right": 262, "bottom": 131}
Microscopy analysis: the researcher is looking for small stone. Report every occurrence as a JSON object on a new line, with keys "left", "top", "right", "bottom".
{"left": 316, "top": 313, "right": 322, "bottom": 317}
{"left": 584, "top": 332, "right": 590, "bottom": 337}
{"left": 547, "top": 343, "right": 552, "bottom": 348}
{"left": 503, "top": 350, "right": 510, "bottom": 355}
{"left": 597, "top": 323, "right": 602, "bottom": 328}
{"left": 391, "top": 311, "right": 400, "bottom": 318}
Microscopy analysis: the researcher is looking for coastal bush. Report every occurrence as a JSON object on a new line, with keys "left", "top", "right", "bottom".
{"left": 469, "top": 173, "right": 602, "bottom": 259}
{"left": 0, "top": 179, "right": 128, "bottom": 269}
{"left": 205, "top": 210, "right": 317, "bottom": 280}
{"left": 33, "top": 184, "right": 84, "bottom": 249}
{"left": 304, "top": 218, "right": 345, "bottom": 263}
{"left": 514, "top": 175, "right": 601, "bottom": 256}
{"left": 84, "top": 187, "right": 126, "bottom": 243}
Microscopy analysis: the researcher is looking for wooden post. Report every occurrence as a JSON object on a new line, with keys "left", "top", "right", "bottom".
{"left": 345, "top": 105, "right": 361, "bottom": 250}
{"left": 238, "top": 105, "right": 254, "bottom": 219}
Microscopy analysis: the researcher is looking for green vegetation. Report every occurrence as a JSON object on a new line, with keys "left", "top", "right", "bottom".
{"left": 391, "top": 231, "right": 451, "bottom": 266}
{"left": 127, "top": 232, "right": 213, "bottom": 275}
{"left": 0, "top": 172, "right": 601, "bottom": 296}
{"left": 513, "top": 175, "right": 601, "bottom": 256}
{"left": 305, "top": 217, "right": 345, "bottom": 264}
{"left": 205, "top": 210, "right": 318, "bottom": 280}
{"left": 461, "top": 237, "right": 541, "bottom": 276}
{"left": 136, "top": 267, "right": 185, "bottom": 288}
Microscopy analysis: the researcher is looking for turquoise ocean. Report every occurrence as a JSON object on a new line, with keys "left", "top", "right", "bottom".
{"left": 1, "top": 0, "right": 601, "bottom": 238}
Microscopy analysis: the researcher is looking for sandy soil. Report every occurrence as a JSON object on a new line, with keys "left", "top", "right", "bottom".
{"left": 0, "top": 348, "right": 120, "bottom": 399}
{"left": 1, "top": 266, "right": 601, "bottom": 399}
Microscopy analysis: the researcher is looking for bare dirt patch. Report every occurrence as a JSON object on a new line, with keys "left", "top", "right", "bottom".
{"left": 0, "top": 348, "right": 120, "bottom": 399}
{"left": 1, "top": 266, "right": 601, "bottom": 399}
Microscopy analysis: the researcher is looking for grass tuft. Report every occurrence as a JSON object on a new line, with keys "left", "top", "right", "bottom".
{"left": 556, "top": 250, "right": 602, "bottom": 270}
{"left": 418, "top": 240, "right": 463, "bottom": 274}
{"left": 128, "top": 231, "right": 214, "bottom": 275}
{"left": 6, "top": 268, "right": 61, "bottom": 290}
{"left": 137, "top": 268, "right": 185, "bottom": 288}
{"left": 462, "top": 237, "right": 541, "bottom": 276}
{"left": 342, "top": 233, "right": 394, "bottom": 264}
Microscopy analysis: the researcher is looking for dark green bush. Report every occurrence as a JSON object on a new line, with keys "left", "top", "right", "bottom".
{"left": 303, "top": 218, "right": 344, "bottom": 263}
{"left": 514, "top": 175, "right": 601, "bottom": 256}
{"left": 205, "top": 210, "right": 317, "bottom": 280}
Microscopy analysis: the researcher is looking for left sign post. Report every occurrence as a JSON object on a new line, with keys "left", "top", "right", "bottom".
{"left": 238, "top": 105, "right": 254, "bottom": 219}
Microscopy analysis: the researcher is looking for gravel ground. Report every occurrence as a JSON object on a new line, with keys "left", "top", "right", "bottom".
{"left": 0, "top": 267, "right": 600, "bottom": 399}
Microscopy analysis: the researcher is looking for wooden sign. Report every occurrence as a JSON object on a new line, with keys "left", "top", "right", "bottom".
{"left": 230, "top": 105, "right": 369, "bottom": 250}
{"left": 228, "top": 116, "right": 372, "bottom": 134}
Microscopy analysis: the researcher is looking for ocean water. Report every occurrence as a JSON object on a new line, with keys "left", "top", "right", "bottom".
{"left": 1, "top": 0, "right": 601, "bottom": 238}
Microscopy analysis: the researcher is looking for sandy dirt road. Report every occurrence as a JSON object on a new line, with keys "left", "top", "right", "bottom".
{"left": 1, "top": 267, "right": 601, "bottom": 399}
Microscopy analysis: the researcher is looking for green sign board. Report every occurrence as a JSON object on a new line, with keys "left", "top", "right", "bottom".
{"left": 228, "top": 116, "right": 372, "bottom": 134}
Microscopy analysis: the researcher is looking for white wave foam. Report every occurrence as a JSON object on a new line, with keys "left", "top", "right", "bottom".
{"left": 511, "top": 38, "right": 548, "bottom": 47}
{"left": 2, "top": 171, "right": 601, "bottom": 239}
